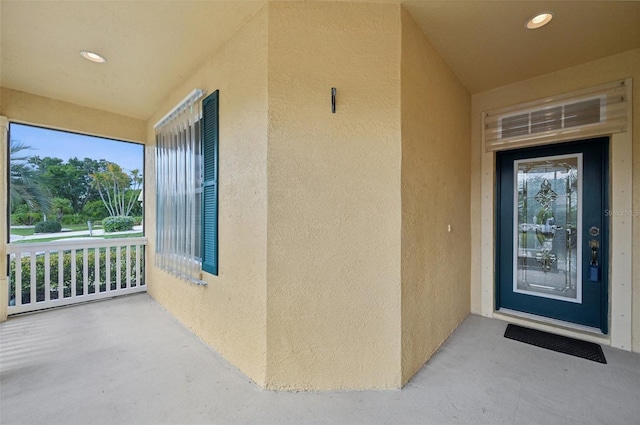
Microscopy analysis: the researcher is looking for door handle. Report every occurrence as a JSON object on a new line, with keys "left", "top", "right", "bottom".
{"left": 589, "top": 240, "right": 599, "bottom": 282}
{"left": 589, "top": 240, "right": 599, "bottom": 264}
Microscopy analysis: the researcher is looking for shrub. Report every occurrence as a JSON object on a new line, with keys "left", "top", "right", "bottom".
{"left": 13, "top": 203, "right": 33, "bottom": 214}
{"left": 132, "top": 216, "right": 143, "bottom": 226}
{"left": 82, "top": 200, "right": 109, "bottom": 222}
{"left": 61, "top": 213, "right": 85, "bottom": 225}
{"left": 34, "top": 220, "right": 62, "bottom": 233}
{"left": 103, "top": 216, "right": 135, "bottom": 232}
{"left": 51, "top": 198, "right": 74, "bottom": 221}
{"left": 11, "top": 212, "right": 43, "bottom": 226}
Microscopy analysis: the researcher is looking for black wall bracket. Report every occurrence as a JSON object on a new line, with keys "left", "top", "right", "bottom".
{"left": 331, "top": 87, "right": 336, "bottom": 114}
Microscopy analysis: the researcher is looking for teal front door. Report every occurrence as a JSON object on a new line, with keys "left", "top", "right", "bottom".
{"left": 496, "top": 138, "right": 609, "bottom": 333}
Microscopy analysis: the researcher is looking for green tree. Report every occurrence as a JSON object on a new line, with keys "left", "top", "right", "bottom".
{"left": 90, "top": 163, "right": 142, "bottom": 217}
{"left": 29, "top": 156, "right": 108, "bottom": 213}
{"left": 50, "top": 197, "right": 74, "bottom": 222}
{"left": 82, "top": 199, "right": 110, "bottom": 221}
{"left": 9, "top": 141, "right": 51, "bottom": 213}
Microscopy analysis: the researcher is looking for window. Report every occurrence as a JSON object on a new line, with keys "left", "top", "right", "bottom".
{"left": 155, "top": 90, "right": 204, "bottom": 283}
{"left": 154, "top": 89, "right": 218, "bottom": 282}
{"left": 483, "top": 79, "right": 630, "bottom": 152}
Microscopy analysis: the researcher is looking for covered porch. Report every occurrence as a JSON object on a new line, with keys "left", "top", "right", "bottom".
{"left": 1, "top": 294, "right": 638, "bottom": 425}
{"left": 1, "top": 0, "right": 640, "bottom": 403}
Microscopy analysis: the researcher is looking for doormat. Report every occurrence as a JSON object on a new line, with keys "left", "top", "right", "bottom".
{"left": 504, "top": 324, "right": 607, "bottom": 364}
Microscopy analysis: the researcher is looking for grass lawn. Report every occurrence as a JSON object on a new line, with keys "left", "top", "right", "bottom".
{"left": 104, "top": 232, "right": 142, "bottom": 240}
{"left": 11, "top": 232, "right": 144, "bottom": 244}
{"left": 9, "top": 228, "right": 35, "bottom": 236}
{"left": 65, "top": 223, "right": 103, "bottom": 231}
{"left": 10, "top": 223, "right": 103, "bottom": 237}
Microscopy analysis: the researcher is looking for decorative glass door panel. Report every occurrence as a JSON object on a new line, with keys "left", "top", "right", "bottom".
{"left": 513, "top": 154, "right": 582, "bottom": 303}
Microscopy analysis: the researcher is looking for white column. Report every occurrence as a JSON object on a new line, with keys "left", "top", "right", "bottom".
{"left": 609, "top": 79, "right": 633, "bottom": 351}
{"left": 0, "top": 116, "right": 9, "bottom": 321}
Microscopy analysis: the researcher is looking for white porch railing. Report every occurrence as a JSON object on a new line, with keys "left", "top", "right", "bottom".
{"left": 7, "top": 237, "right": 146, "bottom": 315}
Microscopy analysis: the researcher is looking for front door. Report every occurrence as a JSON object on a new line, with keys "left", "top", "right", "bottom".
{"left": 496, "top": 137, "right": 609, "bottom": 333}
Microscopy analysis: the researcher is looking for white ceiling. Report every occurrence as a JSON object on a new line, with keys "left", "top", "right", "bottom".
{"left": 1, "top": 0, "right": 639, "bottom": 120}
{"left": 0, "top": 1, "right": 264, "bottom": 120}
{"left": 406, "top": 1, "right": 640, "bottom": 94}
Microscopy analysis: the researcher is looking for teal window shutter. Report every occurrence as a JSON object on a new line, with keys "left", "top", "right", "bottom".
{"left": 202, "top": 90, "right": 219, "bottom": 275}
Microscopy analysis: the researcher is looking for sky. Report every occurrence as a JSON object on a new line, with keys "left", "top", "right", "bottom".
{"left": 9, "top": 123, "right": 144, "bottom": 173}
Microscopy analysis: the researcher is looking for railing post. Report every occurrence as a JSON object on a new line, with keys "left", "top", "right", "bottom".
{"left": 126, "top": 245, "right": 132, "bottom": 289}
{"left": 14, "top": 253, "right": 22, "bottom": 307}
{"left": 44, "top": 251, "right": 51, "bottom": 302}
{"left": 116, "top": 246, "right": 122, "bottom": 290}
{"left": 30, "top": 253, "right": 36, "bottom": 304}
{"left": 106, "top": 246, "right": 112, "bottom": 292}
{"left": 82, "top": 248, "right": 89, "bottom": 296}
{"left": 58, "top": 252, "right": 64, "bottom": 300}
{"left": 71, "top": 249, "right": 77, "bottom": 298}
{"left": 94, "top": 247, "right": 100, "bottom": 294}
{"left": 135, "top": 244, "right": 141, "bottom": 287}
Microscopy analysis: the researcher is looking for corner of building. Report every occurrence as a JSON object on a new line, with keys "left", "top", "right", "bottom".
{"left": 399, "top": 5, "right": 472, "bottom": 384}
{"left": 265, "top": 1, "right": 403, "bottom": 390}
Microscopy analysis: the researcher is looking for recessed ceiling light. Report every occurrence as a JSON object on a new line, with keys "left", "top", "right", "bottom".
{"left": 526, "top": 12, "right": 554, "bottom": 29}
{"left": 80, "top": 50, "right": 107, "bottom": 63}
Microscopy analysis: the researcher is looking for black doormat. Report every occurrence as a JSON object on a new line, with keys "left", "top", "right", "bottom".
{"left": 504, "top": 324, "right": 607, "bottom": 364}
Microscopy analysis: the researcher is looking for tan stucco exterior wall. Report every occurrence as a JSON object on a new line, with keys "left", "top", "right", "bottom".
{"left": 470, "top": 49, "right": 640, "bottom": 353}
{"left": 399, "top": 9, "right": 471, "bottom": 384}
{"left": 265, "top": 2, "right": 402, "bottom": 390}
{"left": 144, "top": 7, "right": 269, "bottom": 385}
{"left": 0, "top": 87, "right": 146, "bottom": 143}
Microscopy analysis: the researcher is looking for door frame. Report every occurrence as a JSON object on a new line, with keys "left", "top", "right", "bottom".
{"left": 476, "top": 82, "right": 633, "bottom": 350}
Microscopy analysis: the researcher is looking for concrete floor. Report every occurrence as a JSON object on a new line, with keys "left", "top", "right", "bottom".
{"left": 1, "top": 294, "right": 639, "bottom": 425}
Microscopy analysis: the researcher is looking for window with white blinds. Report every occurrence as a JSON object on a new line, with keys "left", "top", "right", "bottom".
{"left": 483, "top": 79, "right": 630, "bottom": 152}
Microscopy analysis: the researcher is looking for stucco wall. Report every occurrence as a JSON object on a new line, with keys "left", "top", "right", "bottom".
{"left": 144, "top": 6, "right": 269, "bottom": 385}
{"left": 265, "top": 2, "right": 402, "bottom": 390}
{"left": 0, "top": 87, "right": 146, "bottom": 143}
{"left": 470, "top": 49, "right": 640, "bottom": 353}
{"left": 400, "top": 8, "right": 471, "bottom": 384}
